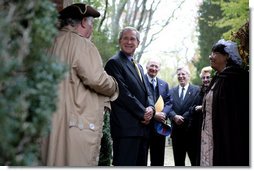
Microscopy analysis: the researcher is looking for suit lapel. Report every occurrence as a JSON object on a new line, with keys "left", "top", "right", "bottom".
{"left": 173, "top": 86, "right": 181, "bottom": 106}
{"left": 158, "top": 79, "right": 164, "bottom": 95}
{"left": 144, "top": 74, "right": 151, "bottom": 91}
{"left": 126, "top": 61, "right": 143, "bottom": 85}
{"left": 120, "top": 54, "right": 145, "bottom": 92}
{"left": 182, "top": 85, "right": 192, "bottom": 103}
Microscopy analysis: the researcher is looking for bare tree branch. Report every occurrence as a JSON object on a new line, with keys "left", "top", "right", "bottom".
{"left": 123, "top": 1, "right": 132, "bottom": 25}
{"left": 136, "top": 0, "right": 161, "bottom": 62}
{"left": 111, "top": 0, "right": 128, "bottom": 40}
{"left": 130, "top": 0, "right": 138, "bottom": 26}
{"left": 137, "top": 0, "right": 147, "bottom": 30}
{"left": 137, "top": 0, "right": 186, "bottom": 62}
{"left": 101, "top": 0, "right": 187, "bottom": 62}
{"left": 98, "top": 0, "right": 108, "bottom": 32}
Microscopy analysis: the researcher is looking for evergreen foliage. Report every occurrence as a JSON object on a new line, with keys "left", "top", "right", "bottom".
{"left": 194, "top": 0, "right": 249, "bottom": 84}
{"left": 0, "top": 0, "right": 66, "bottom": 165}
{"left": 98, "top": 110, "right": 112, "bottom": 166}
{"left": 215, "top": 0, "right": 249, "bottom": 39}
{"left": 193, "top": 1, "right": 230, "bottom": 84}
{"left": 93, "top": 30, "right": 118, "bottom": 64}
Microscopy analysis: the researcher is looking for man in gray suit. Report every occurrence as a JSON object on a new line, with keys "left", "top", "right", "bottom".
{"left": 168, "top": 66, "right": 200, "bottom": 166}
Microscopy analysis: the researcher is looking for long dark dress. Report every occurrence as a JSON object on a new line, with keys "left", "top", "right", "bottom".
{"left": 189, "top": 84, "right": 207, "bottom": 166}
{"left": 200, "top": 66, "right": 249, "bottom": 166}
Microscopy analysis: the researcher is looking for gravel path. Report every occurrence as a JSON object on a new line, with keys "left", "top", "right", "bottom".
{"left": 148, "top": 138, "right": 191, "bottom": 166}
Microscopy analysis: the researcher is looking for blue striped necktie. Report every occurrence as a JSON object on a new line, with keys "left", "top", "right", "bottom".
{"left": 151, "top": 78, "right": 156, "bottom": 89}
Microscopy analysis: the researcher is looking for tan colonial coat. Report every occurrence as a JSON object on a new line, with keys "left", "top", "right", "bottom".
{"left": 41, "top": 26, "right": 118, "bottom": 166}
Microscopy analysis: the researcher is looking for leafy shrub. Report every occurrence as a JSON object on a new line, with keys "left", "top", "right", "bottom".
{"left": 0, "top": 0, "right": 66, "bottom": 165}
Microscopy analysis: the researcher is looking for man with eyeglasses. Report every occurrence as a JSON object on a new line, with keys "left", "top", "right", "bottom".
{"left": 41, "top": 3, "right": 118, "bottom": 166}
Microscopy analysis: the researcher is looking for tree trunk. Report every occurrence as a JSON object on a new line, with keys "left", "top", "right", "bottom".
{"left": 111, "top": 0, "right": 128, "bottom": 41}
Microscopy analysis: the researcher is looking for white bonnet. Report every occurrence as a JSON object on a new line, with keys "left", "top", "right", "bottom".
{"left": 215, "top": 39, "right": 242, "bottom": 66}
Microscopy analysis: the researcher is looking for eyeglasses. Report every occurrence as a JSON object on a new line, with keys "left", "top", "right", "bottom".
{"left": 202, "top": 76, "right": 210, "bottom": 80}
{"left": 209, "top": 52, "right": 221, "bottom": 58}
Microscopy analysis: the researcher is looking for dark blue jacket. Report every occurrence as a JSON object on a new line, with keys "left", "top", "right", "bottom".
{"left": 105, "top": 51, "right": 154, "bottom": 138}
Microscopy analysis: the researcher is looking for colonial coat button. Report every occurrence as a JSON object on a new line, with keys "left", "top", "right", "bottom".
{"left": 89, "top": 123, "right": 95, "bottom": 130}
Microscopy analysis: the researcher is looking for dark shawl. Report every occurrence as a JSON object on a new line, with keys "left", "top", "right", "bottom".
{"left": 207, "top": 66, "right": 249, "bottom": 166}
{"left": 189, "top": 84, "right": 207, "bottom": 165}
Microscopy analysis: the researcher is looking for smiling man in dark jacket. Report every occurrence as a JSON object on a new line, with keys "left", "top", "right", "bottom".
{"left": 105, "top": 27, "right": 155, "bottom": 166}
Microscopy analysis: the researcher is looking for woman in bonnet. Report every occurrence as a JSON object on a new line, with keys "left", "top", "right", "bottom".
{"left": 200, "top": 39, "right": 249, "bottom": 166}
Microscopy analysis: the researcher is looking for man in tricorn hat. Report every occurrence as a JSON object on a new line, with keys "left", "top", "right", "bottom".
{"left": 40, "top": 3, "right": 118, "bottom": 166}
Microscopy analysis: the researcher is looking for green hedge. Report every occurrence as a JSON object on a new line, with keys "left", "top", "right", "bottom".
{"left": 0, "top": 1, "right": 66, "bottom": 165}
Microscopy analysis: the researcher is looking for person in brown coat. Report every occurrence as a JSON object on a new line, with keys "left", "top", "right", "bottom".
{"left": 40, "top": 3, "right": 118, "bottom": 166}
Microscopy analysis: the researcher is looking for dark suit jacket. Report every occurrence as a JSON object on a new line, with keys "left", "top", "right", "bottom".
{"left": 168, "top": 84, "right": 200, "bottom": 130}
{"left": 144, "top": 74, "right": 172, "bottom": 118}
{"left": 105, "top": 51, "right": 154, "bottom": 138}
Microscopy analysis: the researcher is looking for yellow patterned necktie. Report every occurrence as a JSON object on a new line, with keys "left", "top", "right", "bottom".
{"left": 131, "top": 59, "right": 143, "bottom": 81}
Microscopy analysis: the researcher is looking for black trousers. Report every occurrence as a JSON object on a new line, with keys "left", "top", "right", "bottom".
{"left": 171, "top": 129, "right": 197, "bottom": 166}
{"left": 149, "top": 131, "right": 166, "bottom": 166}
{"left": 112, "top": 136, "right": 149, "bottom": 166}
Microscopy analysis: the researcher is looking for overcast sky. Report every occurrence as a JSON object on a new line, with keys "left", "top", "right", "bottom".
{"left": 140, "top": 0, "right": 202, "bottom": 68}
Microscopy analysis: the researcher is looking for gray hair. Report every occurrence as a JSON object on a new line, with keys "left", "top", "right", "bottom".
{"left": 177, "top": 66, "right": 190, "bottom": 75}
{"left": 59, "top": 17, "right": 81, "bottom": 29}
{"left": 59, "top": 16, "right": 93, "bottom": 29}
{"left": 146, "top": 57, "right": 161, "bottom": 68}
{"left": 85, "top": 17, "right": 94, "bottom": 26}
{"left": 118, "top": 26, "right": 140, "bottom": 42}
{"left": 199, "top": 66, "right": 212, "bottom": 78}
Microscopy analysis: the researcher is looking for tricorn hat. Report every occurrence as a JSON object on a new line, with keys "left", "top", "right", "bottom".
{"left": 154, "top": 95, "right": 171, "bottom": 136}
{"left": 59, "top": 3, "right": 100, "bottom": 20}
{"left": 154, "top": 121, "right": 172, "bottom": 136}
